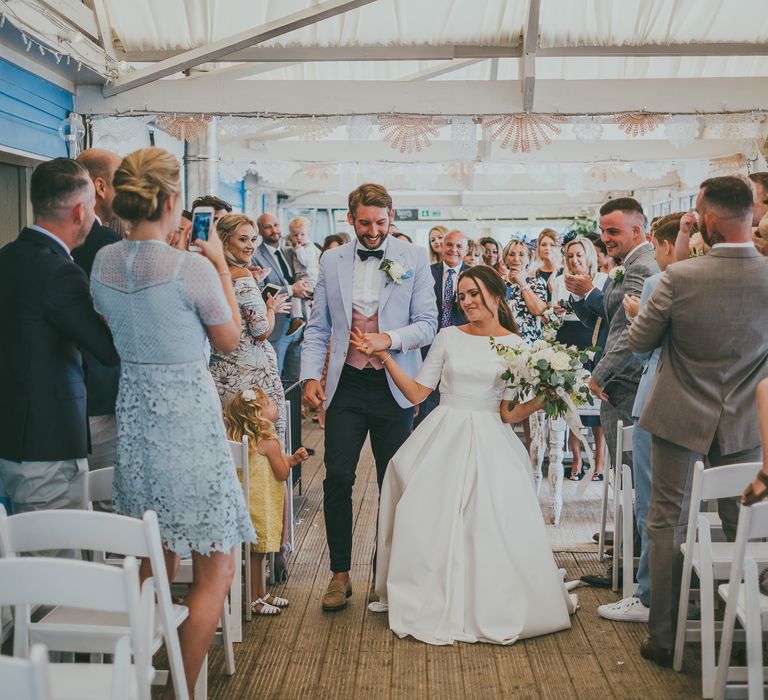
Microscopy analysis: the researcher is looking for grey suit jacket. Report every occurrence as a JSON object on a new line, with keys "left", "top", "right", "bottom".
{"left": 628, "top": 246, "right": 768, "bottom": 454}
{"left": 250, "top": 241, "right": 296, "bottom": 343}
{"left": 591, "top": 243, "right": 659, "bottom": 396}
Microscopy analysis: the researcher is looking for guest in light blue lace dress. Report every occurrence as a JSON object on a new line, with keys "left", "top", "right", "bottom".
{"left": 90, "top": 147, "right": 254, "bottom": 698}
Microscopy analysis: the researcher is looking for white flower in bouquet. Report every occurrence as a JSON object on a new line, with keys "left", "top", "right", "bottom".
{"left": 550, "top": 351, "right": 571, "bottom": 372}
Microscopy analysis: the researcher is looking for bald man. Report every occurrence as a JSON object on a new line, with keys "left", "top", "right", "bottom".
{"left": 73, "top": 148, "right": 124, "bottom": 472}
{"left": 73, "top": 148, "right": 123, "bottom": 275}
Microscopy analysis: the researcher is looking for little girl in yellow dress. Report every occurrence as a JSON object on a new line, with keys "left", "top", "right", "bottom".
{"left": 224, "top": 388, "right": 308, "bottom": 615}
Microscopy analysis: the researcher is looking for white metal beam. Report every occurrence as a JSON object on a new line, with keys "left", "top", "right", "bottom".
{"left": 103, "top": 0, "right": 380, "bottom": 97}
{"left": 521, "top": 0, "right": 541, "bottom": 112}
{"left": 116, "top": 44, "right": 521, "bottom": 63}
{"left": 186, "top": 62, "right": 297, "bottom": 81}
{"left": 34, "top": 0, "right": 99, "bottom": 41}
{"left": 117, "top": 41, "right": 768, "bottom": 64}
{"left": 77, "top": 77, "right": 768, "bottom": 117}
{"left": 83, "top": 0, "right": 115, "bottom": 61}
{"left": 538, "top": 42, "right": 768, "bottom": 58}
{"left": 400, "top": 58, "right": 486, "bottom": 81}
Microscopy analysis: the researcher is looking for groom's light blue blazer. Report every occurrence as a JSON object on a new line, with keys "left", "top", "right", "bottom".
{"left": 300, "top": 236, "right": 438, "bottom": 409}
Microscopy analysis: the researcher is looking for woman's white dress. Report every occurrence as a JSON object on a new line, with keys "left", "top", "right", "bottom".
{"left": 374, "top": 326, "right": 573, "bottom": 645}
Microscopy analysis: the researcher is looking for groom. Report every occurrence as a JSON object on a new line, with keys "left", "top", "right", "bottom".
{"left": 302, "top": 183, "right": 437, "bottom": 612}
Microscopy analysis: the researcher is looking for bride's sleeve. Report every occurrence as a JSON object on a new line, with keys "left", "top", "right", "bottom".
{"left": 414, "top": 329, "right": 447, "bottom": 390}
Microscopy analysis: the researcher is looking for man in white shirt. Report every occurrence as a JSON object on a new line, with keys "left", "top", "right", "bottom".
{"left": 301, "top": 183, "right": 437, "bottom": 612}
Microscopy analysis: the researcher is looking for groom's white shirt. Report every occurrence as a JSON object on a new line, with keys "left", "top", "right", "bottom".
{"left": 300, "top": 234, "right": 438, "bottom": 408}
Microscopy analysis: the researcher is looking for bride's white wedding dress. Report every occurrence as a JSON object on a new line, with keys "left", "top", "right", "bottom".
{"left": 373, "top": 326, "right": 574, "bottom": 645}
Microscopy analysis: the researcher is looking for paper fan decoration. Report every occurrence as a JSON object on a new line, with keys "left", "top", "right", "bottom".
{"left": 378, "top": 115, "right": 446, "bottom": 154}
{"left": 298, "top": 163, "right": 336, "bottom": 180}
{"left": 483, "top": 114, "right": 565, "bottom": 152}
{"left": 154, "top": 115, "right": 212, "bottom": 141}
{"left": 615, "top": 112, "right": 663, "bottom": 137}
{"left": 282, "top": 117, "right": 340, "bottom": 140}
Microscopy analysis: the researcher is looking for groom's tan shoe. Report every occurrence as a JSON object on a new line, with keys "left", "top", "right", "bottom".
{"left": 322, "top": 578, "right": 352, "bottom": 612}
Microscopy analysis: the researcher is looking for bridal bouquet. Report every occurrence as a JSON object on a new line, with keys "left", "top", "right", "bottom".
{"left": 490, "top": 337, "right": 595, "bottom": 420}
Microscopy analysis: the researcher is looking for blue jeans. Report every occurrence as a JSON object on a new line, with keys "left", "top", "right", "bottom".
{"left": 270, "top": 331, "right": 302, "bottom": 387}
{"left": 632, "top": 420, "right": 652, "bottom": 606}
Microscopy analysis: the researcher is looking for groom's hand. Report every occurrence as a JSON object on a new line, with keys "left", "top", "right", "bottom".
{"left": 303, "top": 379, "right": 326, "bottom": 408}
{"left": 360, "top": 332, "right": 392, "bottom": 353}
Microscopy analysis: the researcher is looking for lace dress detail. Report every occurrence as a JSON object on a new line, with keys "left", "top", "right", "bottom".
{"left": 209, "top": 275, "right": 286, "bottom": 443}
{"left": 90, "top": 241, "right": 255, "bottom": 556}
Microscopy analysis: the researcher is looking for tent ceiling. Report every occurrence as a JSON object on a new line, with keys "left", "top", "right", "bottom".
{"left": 3, "top": 0, "right": 768, "bottom": 217}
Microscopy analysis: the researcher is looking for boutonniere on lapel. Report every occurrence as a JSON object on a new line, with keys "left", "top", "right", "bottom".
{"left": 608, "top": 265, "right": 626, "bottom": 284}
{"left": 379, "top": 258, "right": 413, "bottom": 285}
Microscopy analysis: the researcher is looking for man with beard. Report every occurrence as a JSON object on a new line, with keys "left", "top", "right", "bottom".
{"left": 301, "top": 183, "right": 437, "bottom": 611}
{"left": 628, "top": 175, "right": 768, "bottom": 667}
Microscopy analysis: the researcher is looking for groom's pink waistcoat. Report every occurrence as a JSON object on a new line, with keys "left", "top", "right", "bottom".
{"left": 346, "top": 309, "right": 383, "bottom": 370}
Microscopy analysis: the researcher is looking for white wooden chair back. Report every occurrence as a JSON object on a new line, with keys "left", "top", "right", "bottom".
{"left": 0, "top": 645, "right": 51, "bottom": 700}
{"left": 0, "top": 556, "right": 154, "bottom": 700}
{"left": 0, "top": 505, "right": 188, "bottom": 700}
{"left": 228, "top": 436, "right": 251, "bottom": 624}
{"left": 714, "top": 500, "right": 768, "bottom": 700}
{"left": 610, "top": 420, "right": 635, "bottom": 591}
{"left": 87, "top": 466, "right": 115, "bottom": 507}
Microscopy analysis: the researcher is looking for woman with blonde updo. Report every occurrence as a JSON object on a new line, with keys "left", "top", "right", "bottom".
{"left": 90, "top": 147, "right": 255, "bottom": 699}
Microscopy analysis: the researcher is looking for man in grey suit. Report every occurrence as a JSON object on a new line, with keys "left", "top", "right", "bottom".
{"left": 629, "top": 176, "right": 768, "bottom": 666}
{"left": 250, "top": 212, "right": 313, "bottom": 385}
{"left": 582, "top": 198, "right": 660, "bottom": 473}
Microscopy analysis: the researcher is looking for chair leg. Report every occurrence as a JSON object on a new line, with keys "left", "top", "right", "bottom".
{"left": 622, "top": 465, "right": 634, "bottom": 599}
{"left": 193, "top": 654, "right": 208, "bottom": 700}
{"left": 744, "top": 559, "right": 762, "bottom": 700}
{"left": 699, "top": 566, "right": 716, "bottom": 698}
{"left": 244, "top": 543, "right": 252, "bottom": 622}
{"left": 220, "top": 599, "right": 235, "bottom": 675}
{"left": 713, "top": 582, "right": 739, "bottom": 700}
{"left": 230, "top": 545, "right": 242, "bottom": 643}
{"left": 598, "top": 464, "right": 611, "bottom": 560}
{"left": 612, "top": 470, "right": 621, "bottom": 592}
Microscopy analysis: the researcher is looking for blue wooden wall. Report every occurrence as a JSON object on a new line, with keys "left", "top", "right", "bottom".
{"left": 0, "top": 58, "right": 72, "bottom": 159}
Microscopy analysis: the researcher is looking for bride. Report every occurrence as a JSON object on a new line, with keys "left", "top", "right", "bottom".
{"left": 351, "top": 265, "right": 576, "bottom": 646}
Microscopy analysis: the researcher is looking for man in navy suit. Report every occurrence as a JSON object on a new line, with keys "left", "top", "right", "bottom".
{"left": 0, "top": 158, "right": 118, "bottom": 519}
{"left": 72, "top": 149, "right": 123, "bottom": 471}
{"left": 414, "top": 229, "right": 468, "bottom": 426}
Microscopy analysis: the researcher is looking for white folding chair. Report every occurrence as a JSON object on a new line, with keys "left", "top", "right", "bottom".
{"left": 229, "top": 436, "right": 251, "bottom": 625}
{"left": 674, "top": 461, "right": 768, "bottom": 698}
{"left": 0, "top": 644, "right": 52, "bottom": 700}
{"left": 607, "top": 420, "right": 635, "bottom": 597}
{"left": 0, "top": 556, "right": 155, "bottom": 700}
{"left": 714, "top": 500, "right": 768, "bottom": 700}
{"left": 0, "top": 503, "right": 189, "bottom": 700}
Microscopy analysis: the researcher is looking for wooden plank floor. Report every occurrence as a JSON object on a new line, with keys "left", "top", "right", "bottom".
{"left": 204, "top": 420, "right": 704, "bottom": 700}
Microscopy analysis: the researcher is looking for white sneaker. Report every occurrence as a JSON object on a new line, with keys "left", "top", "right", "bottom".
{"left": 597, "top": 596, "right": 649, "bottom": 622}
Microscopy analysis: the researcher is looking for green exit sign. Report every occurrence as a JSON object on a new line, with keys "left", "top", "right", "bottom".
{"left": 418, "top": 209, "right": 443, "bottom": 220}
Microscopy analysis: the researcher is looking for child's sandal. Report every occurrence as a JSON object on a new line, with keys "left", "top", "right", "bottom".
{"left": 251, "top": 598, "right": 281, "bottom": 615}
{"left": 262, "top": 593, "right": 289, "bottom": 608}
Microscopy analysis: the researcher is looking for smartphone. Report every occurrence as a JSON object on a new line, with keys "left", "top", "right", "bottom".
{"left": 189, "top": 206, "right": 214, "bottom": 250}
{"left": 261, "top": 283, "right": 282, "bottom": 302}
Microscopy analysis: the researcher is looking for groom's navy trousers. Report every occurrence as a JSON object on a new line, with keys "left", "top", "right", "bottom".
{"left": 324, "top": 364, "right": 413, "bottom": 573}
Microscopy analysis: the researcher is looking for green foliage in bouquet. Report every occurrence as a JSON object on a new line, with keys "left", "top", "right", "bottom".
{"left": 490, "top": 336, "right": 596, "bottom": 420}
{"left": 565, "top": 216, "right": 599, "bottom": 238}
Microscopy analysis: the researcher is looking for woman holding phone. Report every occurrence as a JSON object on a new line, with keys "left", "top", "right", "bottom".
{"left": 90, "top": 147, "right": 255, "bottom": 699}
{"left": 209, "top": 214, "right": 290, "bottom": 438}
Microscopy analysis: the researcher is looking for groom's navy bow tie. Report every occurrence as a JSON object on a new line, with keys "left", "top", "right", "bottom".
{"left": 357, "top": 248, "right": 384, "bottom": 261}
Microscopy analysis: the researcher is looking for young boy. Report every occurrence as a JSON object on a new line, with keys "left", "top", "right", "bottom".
{"left": 286, "top": 216, "right": 320, "bottom": 337}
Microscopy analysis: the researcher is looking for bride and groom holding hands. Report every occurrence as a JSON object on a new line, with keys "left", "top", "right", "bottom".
{"left": 301, "top": 183, "right": 575, "bottom": 646}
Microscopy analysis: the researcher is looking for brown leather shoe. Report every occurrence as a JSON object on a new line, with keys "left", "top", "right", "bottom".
{"left": 367, "top": 582, "right": 379, "bottom": 604}
{"left": 640, "top": 637, "right": 673, "bottom": 667}
{"left": 321, "top": 578, "right": 352, "bottom": 612}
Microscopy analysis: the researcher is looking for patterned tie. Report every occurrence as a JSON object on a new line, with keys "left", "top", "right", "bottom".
{"left": 441, "top": 268, "right": 456, "bottom": 328}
